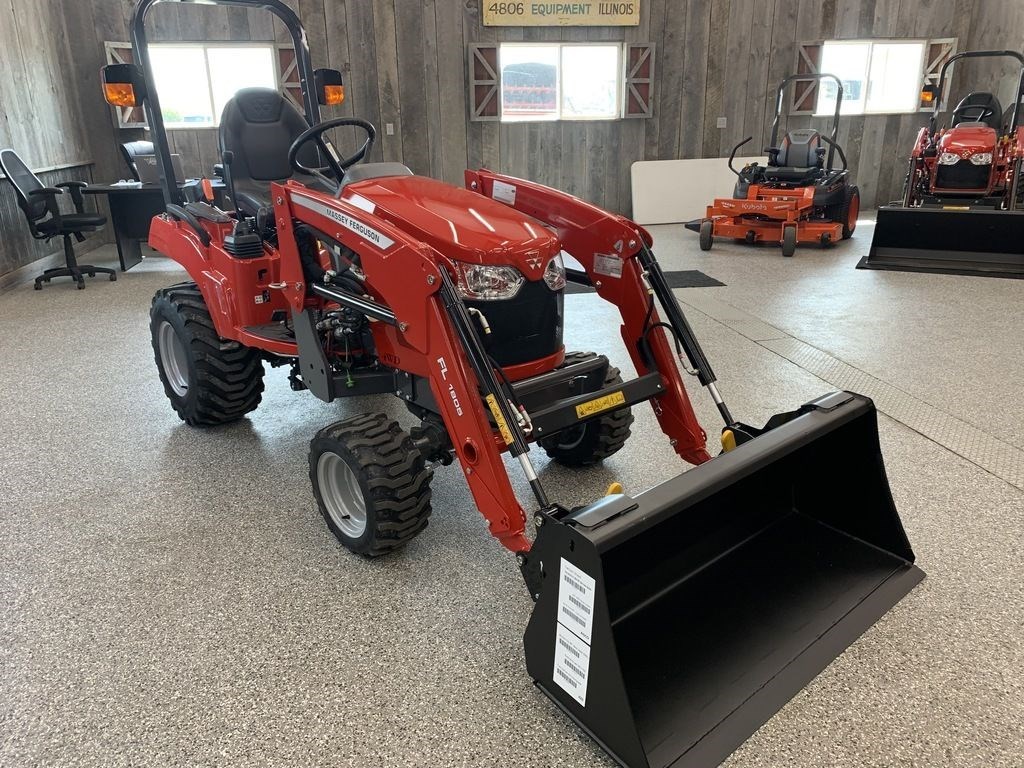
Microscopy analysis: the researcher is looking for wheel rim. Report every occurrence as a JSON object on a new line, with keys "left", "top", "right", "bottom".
{"left": 158, "top": 321, "right": 190, "bottom": 397}
{"left": 316, "top": 451, "right": 368, "bottom": 539}
{"left": 555, "top": 424, "right": 587, "bottom": 451}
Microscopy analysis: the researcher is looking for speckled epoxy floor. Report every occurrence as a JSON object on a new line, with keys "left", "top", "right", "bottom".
{"left": 1, "top": 222, "right": 1022, "bottom": 767}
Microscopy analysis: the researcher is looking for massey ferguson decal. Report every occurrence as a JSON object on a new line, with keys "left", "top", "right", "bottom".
{"left": 291, "top": 194, "right": 395, "bottom": 250}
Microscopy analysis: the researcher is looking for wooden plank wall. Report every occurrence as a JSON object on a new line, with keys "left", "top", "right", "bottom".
{"left": 86, "top": 0, "right": 987, "bottom": 213}
{"left": 9, "top": 0, "right": 1023, "bottom": 277}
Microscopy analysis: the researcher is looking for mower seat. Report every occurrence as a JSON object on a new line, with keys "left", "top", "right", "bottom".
{"left": 765, "top": 129, "right": 823, "bottom": 182}
{"left": 218, "top": 87, "right": 332, "bottom": 215}
{"left": 951, "top": 92, "right": 1003, "bottom": 130}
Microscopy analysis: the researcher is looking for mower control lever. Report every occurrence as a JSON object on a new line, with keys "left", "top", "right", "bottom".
{"left": 728, "top": 136, "right": 754, "bottom": 175}
{"left": 819, "top": 136, "right": 848, "bottom": 171}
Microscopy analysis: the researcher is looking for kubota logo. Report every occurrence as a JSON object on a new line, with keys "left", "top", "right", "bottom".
{"left": 740, "top": 203, "right": 769, "bottom": 211}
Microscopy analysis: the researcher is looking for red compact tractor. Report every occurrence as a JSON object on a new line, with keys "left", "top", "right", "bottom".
{"left": 104, "top": 2, "right": 923, "bottom": 766}
{"left": 863, "top": 50, "right": 1024, "bottom": 277}
{"left": 687, "top": 73, "right": 860, "bottom": 257}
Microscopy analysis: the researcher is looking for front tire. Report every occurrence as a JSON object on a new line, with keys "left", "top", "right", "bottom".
{"left": 150, "top": 282, "right": 265, "bottom": 426}
{"left": 781, "top": 225, "right": 797, "bottom": 257}
{"left": 540, "top": 357, "right": 634, "bottom": 467}
{"left": 310, "top": 413, "right": 433, "bottom": 557}
{"left": 699, "top": 219, "right": 714, "bottom": 251}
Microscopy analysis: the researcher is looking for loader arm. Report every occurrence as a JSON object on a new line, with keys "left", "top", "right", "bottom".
{"left": 466, "top": 169, "right": 712, "bottom": 465}
{"left": 272, "top": 181, "right": 532, "bottom": 552}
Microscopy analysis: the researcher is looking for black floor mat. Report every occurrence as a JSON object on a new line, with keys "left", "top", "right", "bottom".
{"left": 565, "top": 270, "right": 725, "bottom": 294}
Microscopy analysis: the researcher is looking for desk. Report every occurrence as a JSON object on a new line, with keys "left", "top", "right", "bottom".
{"left": 84, "top": 182, "right": 226, "bottom": 271}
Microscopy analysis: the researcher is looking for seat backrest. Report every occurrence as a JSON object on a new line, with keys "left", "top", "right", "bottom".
{"left": 219, "top": 88, "right": 317, "bottom": 185}
{"left": 952, "top": 92, "right": 1003, "bottom": 130}
{"left": 773, "top": 129, "right": 821, "bottom": 168}
{"left": 120, "top": 140, "right": 155, "bottom": 180}
{"left": 0, "top": 148, "right": 48, "bottom": 222}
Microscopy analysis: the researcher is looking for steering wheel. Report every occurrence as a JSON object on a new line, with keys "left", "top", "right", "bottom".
{"left": 953, "top": 103, "right": 995, "bottom": 124}
{"left": 288, "top": 118, "right": 377, "bottom": 186}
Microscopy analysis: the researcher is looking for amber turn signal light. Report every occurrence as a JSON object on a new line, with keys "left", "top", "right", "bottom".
{"left": 104, "top": 82, "right": 137, "bottom": 107}
{"left": 323, "top": 84, "right": 345, "bottom": 106}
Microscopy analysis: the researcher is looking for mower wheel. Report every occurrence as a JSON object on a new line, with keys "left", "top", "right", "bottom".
{"left": 698, "top": 219, "right": 714, "bottom": 251}
{"left": 150, "top": 282, "right": 265, "bottom": 426}
{"left": 837, "top": 185, "right": 860, "bottom": 239}
{"left": 781, "top": 226, "right": 797, "bottom": 257}
{"left": 540, "top": 355, "right": 634, "bottom": 466}
{"left": 310, "top": 413, "right": 433, "bottom": 556}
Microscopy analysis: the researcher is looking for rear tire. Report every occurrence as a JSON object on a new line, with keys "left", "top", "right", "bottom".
{"left": 698, "top": 219, "right": 714, "bottom": 251}
{"left": 310, "top": 413, "right": 433, "bottom": 557}
{"left": 540, "top": 356, "right": 634, "bottom": 467}
{"left": 837, "top": 186, "right": 860, "bottom": 238}
{"left": 781, "top": 225, "right": 797, "bottom": 257}
{"left": 150, "top": 282, "right": 265, "bottom": 426}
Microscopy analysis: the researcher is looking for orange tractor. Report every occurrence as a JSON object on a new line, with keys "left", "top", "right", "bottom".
{"left": 687, "top": 73, "right": 860, "bottom": 257}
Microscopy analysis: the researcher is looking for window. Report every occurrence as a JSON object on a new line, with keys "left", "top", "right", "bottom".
{"left": 149, "top": 44, "right": 278, "bottom": 128}
{"left": 815, "top": 40, "right": 926, "bottom": 115}
{"left": 499, "top": 43, "right": 622, "bottom": 122}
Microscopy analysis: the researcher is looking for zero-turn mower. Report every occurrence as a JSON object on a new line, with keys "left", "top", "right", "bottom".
{"left": 862, "top": 50, "right": 1024, "bottom": 278}
{"left": 104, "top": 3, "right": 923, "bottom": 766}
{"left": 687, "top": 73, "right": 860, "bottom": 257}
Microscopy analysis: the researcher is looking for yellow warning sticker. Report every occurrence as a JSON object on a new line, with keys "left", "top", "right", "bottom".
{"left": 486, "top": 394, "right": 515, "bottom": 445}
{"left": 575, "top": 390, "right": 626, "bottom": 419}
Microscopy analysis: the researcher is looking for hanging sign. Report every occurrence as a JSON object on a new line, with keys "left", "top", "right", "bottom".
{"left": 483, "top": 1, "right": 640, "bottom": 26}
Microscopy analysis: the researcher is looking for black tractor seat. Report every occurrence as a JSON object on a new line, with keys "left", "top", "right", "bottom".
{"left": 219, "top": 87, "right": 412, "bottom": 214}
{"left": 951, "top": 91, "right": 1003, "bottom": 130}
{"left": 763, "top": 128, "right": 825, "bottom": 184}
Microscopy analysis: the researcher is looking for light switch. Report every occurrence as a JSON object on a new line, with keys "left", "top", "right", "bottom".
{"left": 386, "top": 123, "right": 395, "bottom": 135}
{"left": 716, "top": 116, "right": 727, "bottom": 129}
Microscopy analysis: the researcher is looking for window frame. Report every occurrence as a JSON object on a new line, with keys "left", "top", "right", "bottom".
{"left": 811, "top": 38, "right": 929, "bottom": 117}
{"left": 148, "top": 41, "right": 280, "bottom": 130}
{"left": 497, "top": 41, "right": 626, "bottom": 123}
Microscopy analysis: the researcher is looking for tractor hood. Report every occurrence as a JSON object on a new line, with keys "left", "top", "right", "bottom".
{"left": 939, "top": 125, "right": 997, "bottom": 157}
{"left": 340, "top": 175, "right": 561, "bottom": 268}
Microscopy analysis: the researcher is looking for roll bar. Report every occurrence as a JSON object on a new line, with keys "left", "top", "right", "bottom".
{"left": 928, "top": 50, "right": 1024, "bottom": 138}
{"left": 129, "top": 0, "right": 322, "bottom": 206}
{"left": 768, "top": 73, "right": 844, "bottom": 169}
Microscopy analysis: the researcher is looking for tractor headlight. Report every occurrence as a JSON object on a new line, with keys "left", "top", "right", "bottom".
{"left": 938, "top": 152, "right": 961, "bottom": 165}
{"left": 543, "top": 253, "right": 566, "bottom": 292}
{"left": 969, "top": 152, "right": 993, "bottom": 165}
{"left": 454, "top": 262, "right": 524, "bottom": 301}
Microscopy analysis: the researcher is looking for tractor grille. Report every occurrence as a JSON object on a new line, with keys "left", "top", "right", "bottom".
{"left": 469, "top": 280, "right": 563, "bottom": 367}
{"left": 935, "top": 160, "right": 990, "bottom": 191}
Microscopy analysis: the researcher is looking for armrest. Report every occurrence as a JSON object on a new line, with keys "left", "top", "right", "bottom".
{"left": 56, "top": 180, "right": 87, "bottom": 212}
{"left": 28, "top": 186, "right": 64, "bottom": 223}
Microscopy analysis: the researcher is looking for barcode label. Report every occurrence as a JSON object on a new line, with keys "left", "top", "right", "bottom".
{"left": 557, "top": 559, "right": 595, "bottom": 644}
{"left": 553, "top": 622, "right": 591, "bottom": 706}
{"left": 593, "top": 253, "right": 623, "bottom": 278}
{"left": 491, "top": 180, "right": 517, "bottom": 205}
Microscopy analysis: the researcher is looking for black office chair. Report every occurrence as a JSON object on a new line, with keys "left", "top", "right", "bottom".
{"left": 0, "top": 149, "right": 116, "bottom": 290}
{"left": 120, "top": 140, "right": 154, "bottom": 181}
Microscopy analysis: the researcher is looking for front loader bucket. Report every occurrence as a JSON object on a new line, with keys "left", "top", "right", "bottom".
{"left": 860, "top": 205, "right": 1024, "bottom": 278}
{"left": 523, "top": 392, "right": 923, "bottom": 768}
